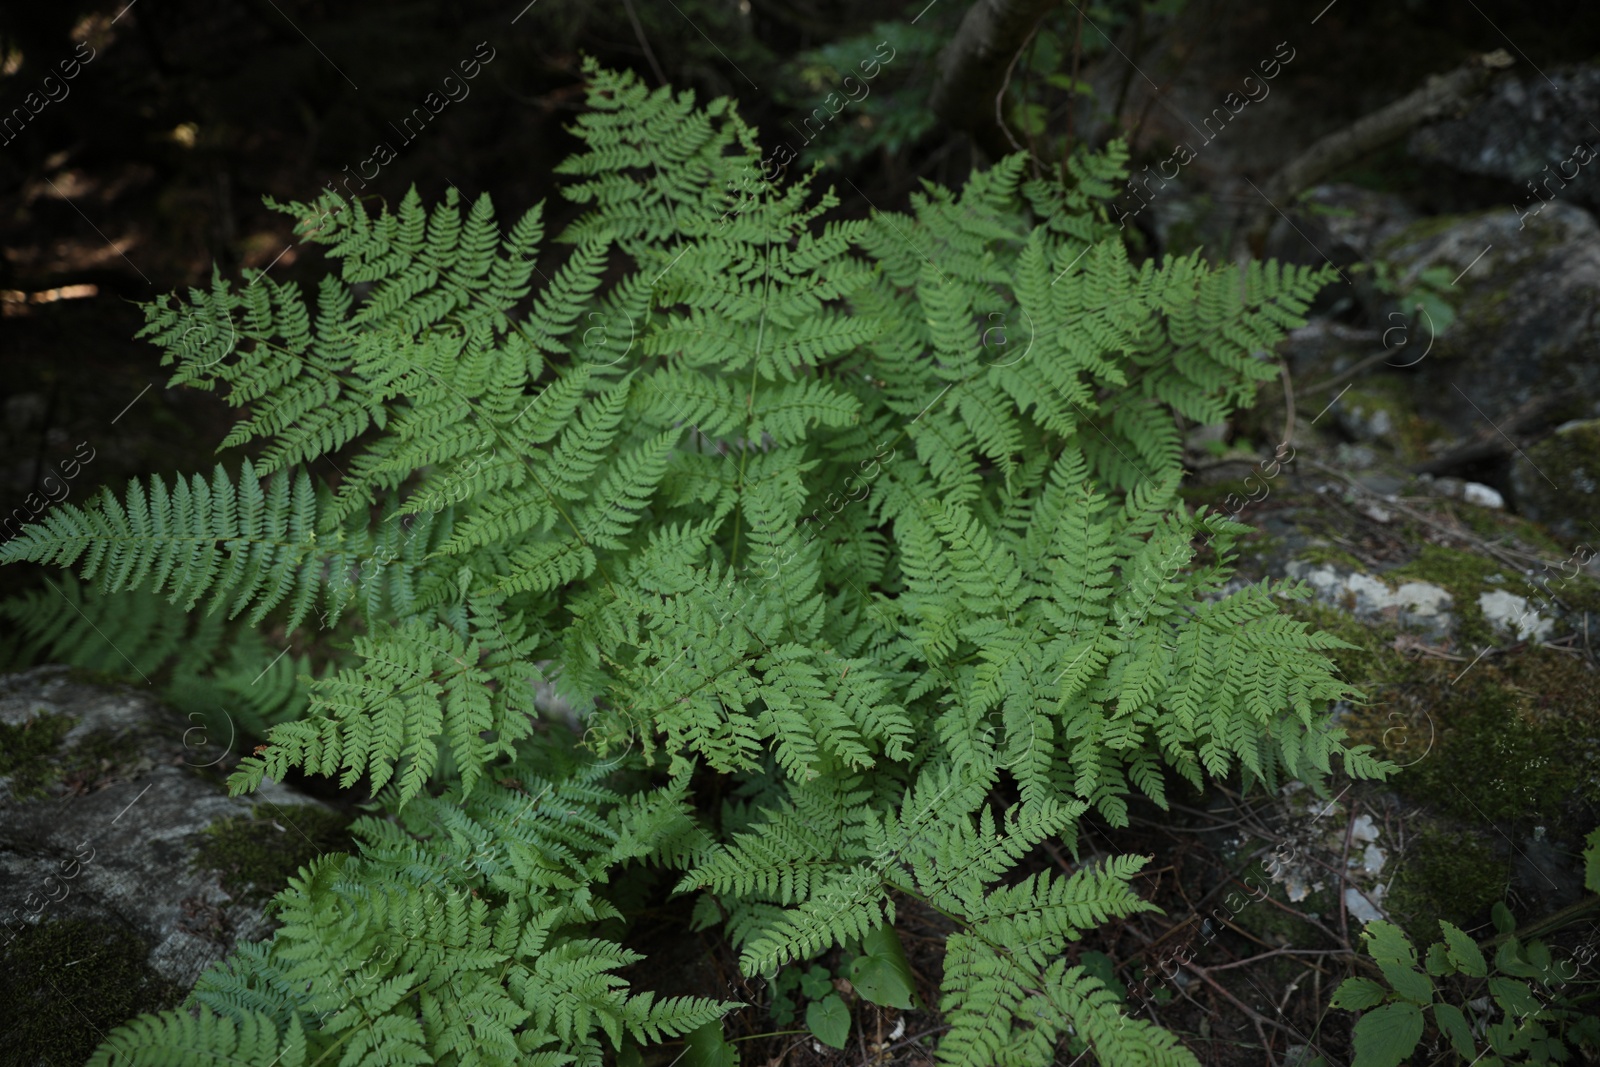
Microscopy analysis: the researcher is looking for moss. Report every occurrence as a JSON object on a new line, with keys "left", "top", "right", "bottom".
{"left": 0, "top": 917, "right": 182, "bottom": 1065}
{"left": 1385, "top": 827, "right": 1510, "bottom": 944}
{"left": 192, "top": 804, "right": 355, "bottom": 903}
{"left": 1546, "top": 566, "right": 1600, "bottom": 620}
{"left": 1464, "top": 283, "right": 1514, "bottom": 337}
{"left": 1292, "top": 594, "right": 1597, "bottom": 835}
{"left": 62, "top": 666, "right": 134, "bottom": 690}
{"left": 0, "top": 711, "right": 76, "bottom": 799}
{"left": 1519, "top": 420, "right": 1600, "bottom": 535}
{"left": 0, "top": 707, "right": 157, "bottom": 800}
{"left": 1393, "top": 658, "right": 1597, "bottom": 835}
{"left": 1378, "top": 211, "right": 1480, "bottom": 255}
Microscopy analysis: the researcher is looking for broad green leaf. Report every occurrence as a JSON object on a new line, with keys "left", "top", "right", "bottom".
{"left": 1360, "top": 921, "right": 1417, "bottom": 967}
{"left": 1487, "top": 976, "right": 1545, "bottom": 1019}
{"left": 681, "top": 1021, "right": 736, "bottom": 1067}
{"left": 1432, "top": 1002, "right": 1476, "bottom": 1059}
{"left": 1491, "top": 901, "right": 1516, "bottom": 935}
{"left": 847, "top": 925, "right": 919, "bottom": 1010}
{"left": 1487, "top": 1016, "right": 1534, "bottom": 1055}
{"left": 1524, "top": 939, "right": 1552, "bottom": 975}
{"left": 1440, "top": 921, "right": 1487, "bottom": 978}
{"left": 1495, "top": 938, "right": 1541, "bottom": 978}
{"left": 806, "top": 994, "right": 850, "bottom": 1049}
{"left": 799, "top": 965, "right": 833, "bottom": 1000}
{"left": 1350, "top": 1002, "right": 1424, "bottom": 1067}
{"left": 1376, "top": 960, "right": 1432, "bottom": 1006}
{"left": 1330, "top": 977, "right": 1387, "bottom": 1011}
{"left": 1424, "top": 941, "right": 1454, "bottom": 976}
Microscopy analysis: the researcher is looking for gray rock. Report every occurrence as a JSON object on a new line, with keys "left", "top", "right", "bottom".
{"left": 1334, "top": 443, "right": 1379, "bottom": 470}
{"left": 0, "top": 666, "right": 340, "bottom": 991}
{"left": 1379, "top": 202, "right": 1600, "bottom": 439}
{"left": 1353, "top": 471, "right": 1406, "bottom": 496}
{"left": 1408, "top": 63, "right": 1600, "bottom": 210}
{"left": 1266, "top": 182, "right": 1422, "bottom": 266}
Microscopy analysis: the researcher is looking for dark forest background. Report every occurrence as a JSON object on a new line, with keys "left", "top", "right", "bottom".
{"left": 2, "top": 0, "right": 1595, "bottom": 538}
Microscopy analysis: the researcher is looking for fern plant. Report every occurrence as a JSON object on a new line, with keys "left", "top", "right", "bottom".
{"left": 0, "top": 58, "right": 1394, "bottom": 1066}
{"left": 1, "top": 573, "right": 319, "bottom": 742}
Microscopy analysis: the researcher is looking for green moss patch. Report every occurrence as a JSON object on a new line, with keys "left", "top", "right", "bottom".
{"left": 1375, "top": 652, "right": 1600, "bottom": 838}
{"left": 0, "top": 710, "right": 154, "bottom": 800}
{"left": 0, "top": 711, "right": 76, "bottom": 799}
{"left": 1291, "top": 578, "right": 1599, "bottom": 838}
{"left": 1519, "top": 420, "right": 1600, "bottom": 536}
{"left": 192, "top": 804, "right": 355, "bottom": 903}
{"left": 0, "top": 918, "right": 181, "bottom": 1065}
{"left": 1385, "top": 827, "right": 1510, "bottom": 944}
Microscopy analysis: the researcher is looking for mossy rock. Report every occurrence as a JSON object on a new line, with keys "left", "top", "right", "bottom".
{"left": 0, "top": 711, "right": 147, "bottom": 801}
{"left": 192, "top": 804, "right": 356, "bottom": 903}
{"left": 1386, "top": 651, "right": 1600, "bottom": 838}
{"left": 1387, "top": 543, "right": 1510, "bottom": 651}
{"left": 1383, "top": 204, "right": 1600, "bottom": 439}
{"left": 1333, "top": 381, "right": 1448, "bottom": 464}
{"left": 0, "top": 918, "right": 182, "bottom": 1066}
{"left": 0, "top": 711, "right": 75, "bottom": 800}
{"left": 1513, "top": 419, "right": 1600, "bottom": 541}
{"left": 1377, "top": 210, "right": 1478, "bottom": 254}
{"left": 1384, "top": 827, "right": 1510, "bottom": 944}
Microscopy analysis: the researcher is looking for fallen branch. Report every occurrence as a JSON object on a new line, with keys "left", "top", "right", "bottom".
{"left": 1236, "top": 49, "right": 1514, "bottom": 260}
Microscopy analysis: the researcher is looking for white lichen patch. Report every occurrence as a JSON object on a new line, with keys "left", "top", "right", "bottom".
{"left": 1262, "top": 783, "right": 1391, "bottom": 922}
{"left": 1478, "top": 589, "right": 1556, "bottom": 641}
{"left": 1345, "top": 883, "right": 1387, "bottom": 924}
{"left": 1285, "top": 561, "right": 1455, "bottom": 640}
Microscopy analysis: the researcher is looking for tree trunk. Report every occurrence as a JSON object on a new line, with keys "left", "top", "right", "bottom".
{"left": 927, "top": 0, "right": 1058, "bottom": 160}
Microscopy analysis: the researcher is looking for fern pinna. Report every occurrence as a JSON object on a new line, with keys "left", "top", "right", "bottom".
{"left": 1, "top": 57, "right": 1393, "bottom": 1067}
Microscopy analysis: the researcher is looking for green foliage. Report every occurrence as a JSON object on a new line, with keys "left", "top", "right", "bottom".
{"left": 1587, "top": 826, "right": 1600, "bottom": 893}
{"left": 847, "top": 924, "right": 919, "bottom": 1009}
{"left": 806, "top": 993, "right": 851, "bottom": 1049}
{"left": 1, "top": 574, "right": 321, "bottom": 742}
{"left": 766, "top": 962, "right": 835, "bottom": 1028}
{"left": 0, "top": 59, "right": 1392, "bottom": 1066}
{"left": 1355, "top": 256, "right": 1458, "bottom": 341}
{"left": 777, "top": 21, "right": 944, "bottom": 167}
{"left": 969, "top": 0, "right": 1193, "bottom": 169}
{"left": 1332, "top": 903, "right": 1600, "bottom": 1066}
